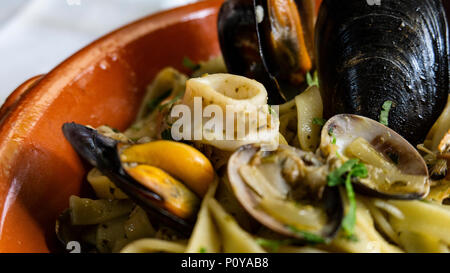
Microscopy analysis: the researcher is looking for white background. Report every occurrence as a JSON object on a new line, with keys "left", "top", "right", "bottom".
{"left": 0, "top": 0, "right": 198, "bottom": 104}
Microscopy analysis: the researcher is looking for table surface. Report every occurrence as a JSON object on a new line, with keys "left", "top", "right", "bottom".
{"left": 0, "top": 0, "right": 198, "bottom": 104}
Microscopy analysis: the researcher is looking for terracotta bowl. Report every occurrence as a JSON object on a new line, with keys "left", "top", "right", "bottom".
{"left": 0, "top": 0, "right": 223, "bottom": 253}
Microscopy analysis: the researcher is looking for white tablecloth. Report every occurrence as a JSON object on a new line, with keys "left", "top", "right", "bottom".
{"left": 0, "top": 0, "right": 198, "bottom": 104}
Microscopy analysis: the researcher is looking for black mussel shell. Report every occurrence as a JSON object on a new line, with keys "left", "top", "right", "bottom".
{"left": 218, "top": 0, "right": 284, "bottom": 104}
{"left": 218, "top": 0, "right": 316, "bottom": 104}
{"left": 62, "top": 122, "right": 194, "bottom": 233}
{"left": 316, "top": 0, "right": 450, "bottom": 145}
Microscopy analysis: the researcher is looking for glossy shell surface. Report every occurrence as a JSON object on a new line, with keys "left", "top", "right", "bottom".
{"left": 316, "top": 0, "right": 450, "bottom": 145}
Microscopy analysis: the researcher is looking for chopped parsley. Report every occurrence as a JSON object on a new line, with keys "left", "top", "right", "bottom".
{"left": 379, "top": 100, "right": 393, "bottom": 126}
{"left": 306, "top": 71, "right": 319, "bottom": 87}
{"left": 327, "top": 159, "right": 360, "bottom": 186}
{"left": 268, "top": 105, "right": 277, "bottom": 116}
{"left": 345, "top": 234, "right": 359, "bottom": 242}
{"left": 182, "top": 57, "right": 201, "bottom": 71}
{"left": 327, "top": 159, "right": 368, "bottom": 238}
{"left": 286, "top": 226, "right": 325, "bottom": 244}
{"left": 342, "top": 173, "right": 357, "bottom": 237}
{"left": 328, "top": 128, "right": 337, "bottom": 145}
{"left": 313, "top": 117, "right": 326, "bottom": 127}
{"left": 256, "top": 238, "right": 292, "bottom": 252}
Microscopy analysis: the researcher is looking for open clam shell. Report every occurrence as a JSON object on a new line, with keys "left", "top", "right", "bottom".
{"left": 321, "top": 114, "right": 430, "bottom": 199}
{"left": 227, "top": 144, "right": 343, "bottom": 241}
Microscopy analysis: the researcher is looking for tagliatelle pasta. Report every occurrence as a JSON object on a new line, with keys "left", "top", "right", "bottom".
{"left": 294, "top": 85, "right": 323, "bottom": 152}
{"left": 185, "top": 178, "right": 221, "bottom": 253}
{"left": 57, "top": 56, "right": 450, "bottom": 254}
{"left": 325, "top": 200, "right": 403, "bottom": 253}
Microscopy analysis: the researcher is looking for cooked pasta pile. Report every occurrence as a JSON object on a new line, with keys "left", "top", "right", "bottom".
{"left": 57, "top": 57, "right": 450, "bottom": 253}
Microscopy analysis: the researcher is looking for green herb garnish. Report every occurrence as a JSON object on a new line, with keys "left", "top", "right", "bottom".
{"left": 286, "top": 226, "right": 325, "bottom": 244}
{"left": 306, "top": 71, "right": 319, "bottom": 87}
{"left": 379, "top": 100, "right": 393, "bottom": 126}
{"left": 328, "top": 128, "right": 337, "bottom": 145}
{"left": 256, "top": 238, "right": 292, "bottom": 252}
{"left": 346, "top": 234, "right": 359, "bottom": 242}
{"left": 313, "top": 118, "right": 326, "bottom": 127}
{"left": 349, "top": 161, "right": 369, "bottom": 179}
{"left": 327, "top": 159, "right": 359, "bottom": 186}
{"left": 341, "top": 172, "right": 357, "bottom": 237}
{"left": 146, "top": 89, "right": 172, "bottom": 114}
{"left": 268, "top": 105, "right": 277, "bottom": 116}
{"left": 199, "top": 247, "right": 207, "bottom": 253}
{"left": 182, "top": 57, "right": 201, "bottom": 71}
{"left": 327, "top": 159, "right": 368, "bottom": 238}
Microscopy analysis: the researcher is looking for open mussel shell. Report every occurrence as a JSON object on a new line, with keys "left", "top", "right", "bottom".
{"left": 62, "top": 122, "right": 194, "bottom": 233}
{"left": 316, "top": 0, "right": 450, "bottom": 145}
{"left": 218, "top": 0, "right": 316, "bottom": 103}
{"left": 321, "top": 114, "right": 430, "bottom": 200}
{"left": 227, "top": 144, "right": 343, "bottom": 242}
{"left": 218, "top": 0, "right": 283, "bottom": 104}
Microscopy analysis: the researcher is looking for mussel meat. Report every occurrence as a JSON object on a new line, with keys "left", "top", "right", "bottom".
{"left": 62, "top": 123, "right": 215, "bottom": 233}
{"left": 321, "top": 114, "right": 430, "bottom": 199}
{"left": 316, "top": 0, "right": 450, "bottom": 145}
{"left": 227, "top": 144, "right": 343, "bottom": 242}
{"left": 218, "top": 0, "right": 317, "bottom": 104}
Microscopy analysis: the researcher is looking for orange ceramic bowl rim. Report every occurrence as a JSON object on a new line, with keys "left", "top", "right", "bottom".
{"left": 0, "top": 0, "right": 224, "bottom": 253}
